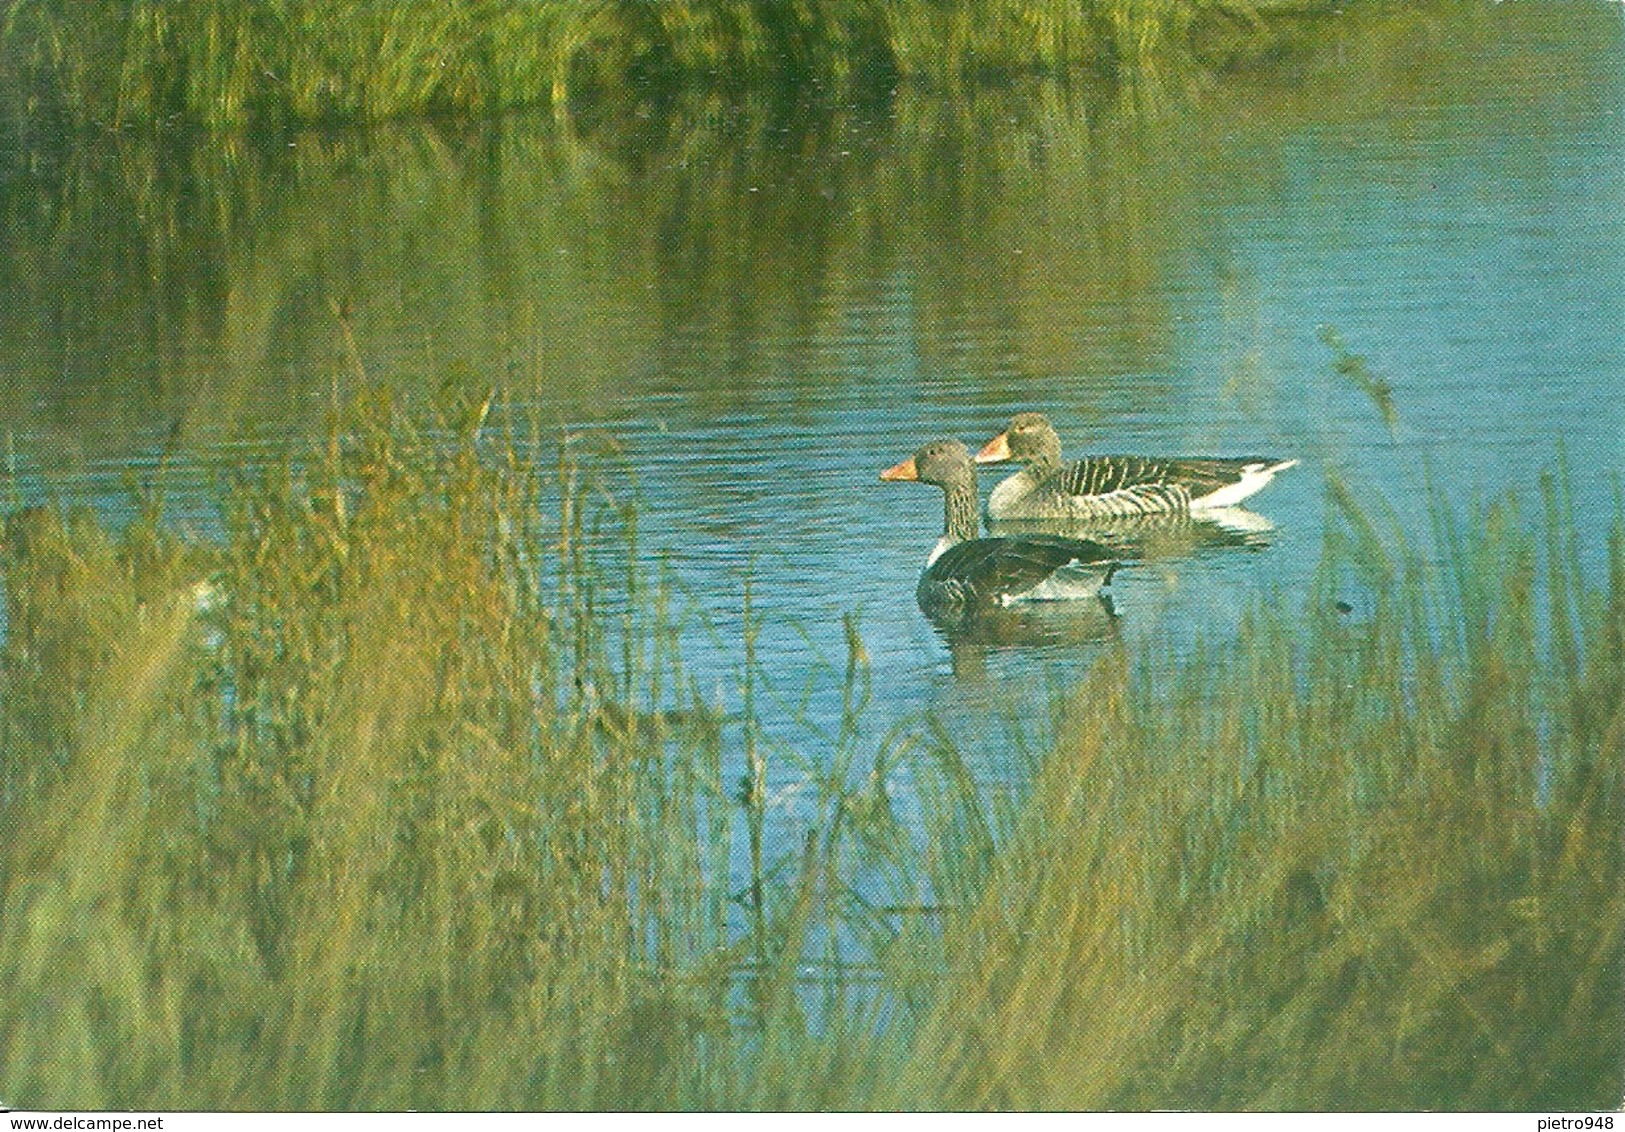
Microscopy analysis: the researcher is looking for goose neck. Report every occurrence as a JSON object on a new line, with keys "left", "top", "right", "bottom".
{"left": 1026, "top": 430, "right": 1063, "bottom": 470}
{"left": 942, "top": 473, "right": 980, "bottom": 544}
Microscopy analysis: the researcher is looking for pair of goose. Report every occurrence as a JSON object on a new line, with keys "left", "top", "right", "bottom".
{"left": 881, "top": 413, "right": 1297, "bottom": 619}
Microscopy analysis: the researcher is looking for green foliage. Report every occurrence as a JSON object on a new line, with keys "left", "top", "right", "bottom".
{"left": 0, "top": 398, "right": 1619, "bottom": 1109}
{"left": 1, "top": 0, "right": 1270, "bottom": 129}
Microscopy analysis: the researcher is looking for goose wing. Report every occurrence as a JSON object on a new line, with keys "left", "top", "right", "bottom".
{"left": 922, "top": 535, "right": 1114, "bottom": 608}
{"left": 1054, "top": 455, "right": 1282, "bottom": 498}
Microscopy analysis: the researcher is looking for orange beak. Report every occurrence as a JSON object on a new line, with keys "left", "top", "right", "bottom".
{"left": 879, "top": 456, "right": 919, "bottom": 482}
{"left": 975, "top": 432, "right": 1011, "bottom": 464}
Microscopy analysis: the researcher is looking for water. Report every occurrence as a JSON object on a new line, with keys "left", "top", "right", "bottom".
{"left": 2, "top": 5, "right": 1621, "bottom": 795}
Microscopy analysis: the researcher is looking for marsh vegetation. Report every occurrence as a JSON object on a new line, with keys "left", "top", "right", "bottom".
{"left": 0, "top": 396, "right": 1619, "bottom": 1109}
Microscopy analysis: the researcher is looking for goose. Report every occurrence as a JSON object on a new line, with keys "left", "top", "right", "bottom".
{"left": 974, "top": 412, "right": 1298, "bottom": 523}
{"left": 879, "top": 439, "right": 1118, "bottom": 620}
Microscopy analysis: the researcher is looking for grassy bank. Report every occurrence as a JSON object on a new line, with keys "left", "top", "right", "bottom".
{"left": 0, "top": 0, "right": 1289, "bottom": 130}
{"left": 0, "top": 396, "right": 1620, "bottom": 1109}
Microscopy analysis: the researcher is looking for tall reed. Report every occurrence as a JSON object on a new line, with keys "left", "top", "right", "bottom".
{"left": 0, "top": 394, "right": 1619, "bottom": 1109}
{"left": 894, "top": 480, "right": 1623, "bottom": 1109}
{"left": 0, "top": 390, "right": 750, "bottom": 1108}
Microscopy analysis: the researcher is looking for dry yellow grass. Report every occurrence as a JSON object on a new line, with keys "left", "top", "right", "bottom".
{"left": 0, "top": 395, "right": 1619, "bottom": 1109}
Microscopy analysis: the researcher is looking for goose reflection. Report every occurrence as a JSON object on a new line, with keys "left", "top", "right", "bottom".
{"left": 989, "top": 505, "right": 1278, "bottom": 562}
{"left": 933, "top": 593, "right": 1121, "bottom": 679}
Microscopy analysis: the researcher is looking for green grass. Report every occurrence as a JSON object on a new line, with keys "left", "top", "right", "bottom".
{"left": 1, "top": 0, "right": 1283, "bottom": 130}
{"left": 0, "top": 394, "right": 1620, "bottom": 1109}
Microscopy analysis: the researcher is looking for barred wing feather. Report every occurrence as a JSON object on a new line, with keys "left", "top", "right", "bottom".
{"left": 1056, "top": 455, "right": 1281, "bottom": 498}
{"left": 919, "top": 535, "right": 1114, "bottom": 612}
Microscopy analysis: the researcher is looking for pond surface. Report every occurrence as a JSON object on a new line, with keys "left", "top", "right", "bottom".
{"left": 2, "top": 4, "right": 1622, "bottom": 793}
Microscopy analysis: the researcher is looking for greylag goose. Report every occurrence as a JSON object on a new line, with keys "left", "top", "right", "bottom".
{"left": 974, "top": 412, "right": 1297, "bottom": 522}
{"left": 880, "top": 439, "right": 1117, "bottom": 619}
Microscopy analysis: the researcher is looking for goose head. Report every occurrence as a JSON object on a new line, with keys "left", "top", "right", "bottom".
{"left": 880, "top": 438, "right": 976, "bottom": 488}
{"left": 881, "top": 439, "right": 980, "bottom": 548}
{"left": 975, "top": 412, "right": 1062, "bottom": 467}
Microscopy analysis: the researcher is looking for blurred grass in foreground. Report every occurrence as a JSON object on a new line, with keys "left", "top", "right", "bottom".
{"left": 0, "top": 393, "right": 1619, "bottom": 1109}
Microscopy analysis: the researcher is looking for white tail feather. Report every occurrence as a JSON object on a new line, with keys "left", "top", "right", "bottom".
{"left": 1192, "top": 459, "right": 1298, "bottom": 510}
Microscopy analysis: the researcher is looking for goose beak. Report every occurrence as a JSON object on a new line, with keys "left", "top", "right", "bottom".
{"left": 975, "top": 432, "right": 1011, "bottom": 463}
{"left": 880, "top": 456, "right": 919, "bottom": 482}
